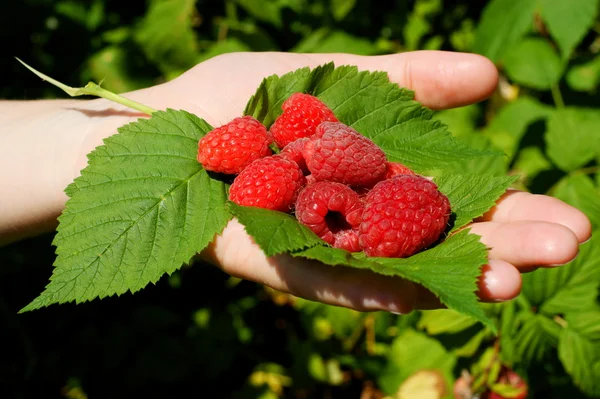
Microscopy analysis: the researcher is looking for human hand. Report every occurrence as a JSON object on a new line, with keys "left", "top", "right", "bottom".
{"left": 7, "top": 51, "right": 593, "bottom": 312}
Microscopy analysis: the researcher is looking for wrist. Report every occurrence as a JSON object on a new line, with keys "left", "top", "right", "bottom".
{"left": 0, "top": 98, "right": 141, "bottom": 244}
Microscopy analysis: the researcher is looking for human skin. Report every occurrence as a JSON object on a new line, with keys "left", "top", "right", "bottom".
{"left": 0, "top": 51, "right": 592, "bottom": 313}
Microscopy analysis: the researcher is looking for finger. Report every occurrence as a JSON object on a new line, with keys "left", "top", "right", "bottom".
{"left": 177, "top": 50, "right": 498, "bottom": 118}
{"left": 469, "top": 220, "right": 580, "bottom": 268}
{"left": 477, "top": 260, "right": 522, "bottom": 302}
{"left": 305, "top": 51, "right": 499, "bottom": 110}
{"left": 476, "top": 190, "right": 592, "bottom": 243}
{"left": 415, "top": 259, "right": 522, "bottom": 309}
{"left": 201, "top": 219, "right": 417, "bottom": 313}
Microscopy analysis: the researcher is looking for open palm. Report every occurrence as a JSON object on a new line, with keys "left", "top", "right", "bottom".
{"left": 79, "top": 51, "right": 591, "bottom": 313}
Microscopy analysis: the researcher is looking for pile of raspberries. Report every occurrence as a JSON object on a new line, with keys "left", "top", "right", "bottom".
{"left": 197, "top": 93, "right": 451, "bottom": 258}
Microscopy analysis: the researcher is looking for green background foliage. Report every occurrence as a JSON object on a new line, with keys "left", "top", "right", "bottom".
{"left": 1, "top": 0, "right": 600, "bottom": 398}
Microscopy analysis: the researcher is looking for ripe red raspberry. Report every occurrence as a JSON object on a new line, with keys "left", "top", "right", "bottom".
{"left": 385, "top": 161, "right": 415, "bottom": 179}
{"left": 280, "top": 137, "right": 310, "bottom": 173}
{"left": 197, "top": 116, "right": 271, "bottom": 174}
{"left": 483, "top": 367, "right": 528, "bottom": 399}
{"left": 270, "top": 93, "right": 338, "bottom": 148}
{"left": 359, "top": 175, "right": 451, "bottom": 258}
{"left": 229, "top": 155, "right": 305, "bottom": 212}
{"left": 303, "top": 122, "right": 387, "bottom": 187}
{"left": 295, "top": 181, "right": 363, "bottom": 252}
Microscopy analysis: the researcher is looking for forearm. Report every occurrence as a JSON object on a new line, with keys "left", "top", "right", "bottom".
{"left": 0, "top": 99, "right": 139, "bottom": 245}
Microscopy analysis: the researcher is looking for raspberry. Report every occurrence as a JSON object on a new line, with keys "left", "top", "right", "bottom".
{"left": 270, "top": 93, "right": 338, "bottom": 148}
{"left": 197, "top": 116, "right": 271, "bottom": 174}
{"left": 385, "top": 161, "right": 415, "bottom": 179}
{"left": 359, "top": 175, "right": 451, "bottom": 258}
{"left": 303, "top": 122, "right": 387, "bottom": 187}
{"left": 229, "top": 155, "right": 305, "bottom": 212}
{"left": 295, "top": 181, "right": 364, "bottom": 252}
{"left": 280, "top": 137, "right": 310, "bottom": 172}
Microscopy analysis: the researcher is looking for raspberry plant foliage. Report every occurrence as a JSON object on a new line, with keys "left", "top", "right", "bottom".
{"left": 22, "top": 62, "right": 516, "bottom": 330}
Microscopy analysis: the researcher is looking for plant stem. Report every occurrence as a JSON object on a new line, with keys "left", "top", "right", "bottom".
{"left": 551, "top": 84, "right": 565, "bottom": 109}
{"left": 16, "top": 58, "right": 157, "bottom": 116}
{"left": 554, "top": 315, "right": 568, "bottom": 328}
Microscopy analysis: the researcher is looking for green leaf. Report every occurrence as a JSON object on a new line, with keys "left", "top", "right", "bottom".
{"left": 483, "top": 96, "right": 552, "bottom": 159}
{"left": 21, "top": 110, "right": 230, "bottom": 312}
{"left": 503, "top": 38, "right": 564, "bottom": 90}
{"left": 567, "top": 311, "right": 600, "bottom": 340}
{"left": 245, "top": 63, "right": 497, "bottom": 172}
{"left": 567, "top": 56, "right": 600, "bottom": 91}
{"left": 197, "top": 38, "right": 252, "bottom": 63}
{"left": 228, "top": 202, "right": 323, "bottom": 257}
{"left": 522, "top": 236, "right": 600, "bottom": 315}
{"left": 331, "top": 0, "right": 357, "bottom": 21}
{"left": 87, "top": 46, "right": 154, "bottom": 93}
{"left": 378, "top": 329, "right": 456, "bottom": 394}
{"left": 292, "top": 29, "right": 379, "bottom": 55}
{"left": 236, "top": 0, "right": 284, "bottom": 27}
{"left": 402, "top": 0, "right": 442, "bottom": 51}
{"left": 134, "top": 0, "right": 199, "bottom": 74}
{"left": 417, "top": 309, "right": 477, "bottom": 335}
{"left": 294, "top": 230, "right": 494, "bottom": 330}
{"left": 434, "top": 174, "right": 518, "bottom": 232}
{"left": 454, "top": 328, "right": 489, "bottom": 357}
{"left": 514, "top": 313, "right": 560, "bottom": 364}
{"left": 433, "top": 105, "right": 479, "bottom": 138}
{"left": 447, "top": 135, "right": 508, "bottom": 176}
{"left": 473, "top": 0, "right": 537, "bottom": 62}
{"left": 559, "top": 322, "right": 600, "bottom": 396}
{"left": 553, "top": 174, "right": 600, "bottom": 228}
{"left": 545, "top": 107, "right": 600, "bottom": 172}
{"left": 512, "top": 146, "right": 552, "bottom": 184}
{"left": 539, "top": 0, "right": 600, "bottom": 59}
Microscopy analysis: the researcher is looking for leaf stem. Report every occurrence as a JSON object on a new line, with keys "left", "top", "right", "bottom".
{"left": 553, "top": 315, "right": 568, "bottom": 328}
{"left": 16, "top": 58, "right": 157, "bottom": 116}
{"left": 550, "top": 84, "right": 565, "bottom": 109}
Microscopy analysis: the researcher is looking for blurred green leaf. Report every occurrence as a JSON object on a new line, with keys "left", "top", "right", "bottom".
{"left": 553, "top": 174, "right": 600, "bottom": 228}
{"left": 87, "top": 46, "right": 153, "bottom": 93}
{"left": 567, "top": 55, "right": 600, "bottom": 92}
{"left": 450, "top": 19, "right": 475, "bottom": 51}
{"left": 417, "top": 309, "right": 477, "bottom": 335}
{"left": 539, "top": 0, "right": 600, "bottom": 59}
{"left": 198, "top": 38, "right": 252, "bottom": 63}
{"left": 522, "top": 236, "right": 600, "bottom": 315}
{"left": 293, "top": 29, "right": 379, "bottom": 55}
{"left": 567, "top": 311, "right": 600, "bottom": 340}
{"left": 308, "top": 354, "right": 343, "bottom": 385}
{"left": 514, "top": 313, "right": 560, "bottom": 364}
{"left": 483, "top": 96, "right": 552, "bottom": 159}
{"left": 134, "top": 0, "right": 199, "bottom": 74}
{"left": 55, "top": 0, "right": 105, "bottom": 31}
{"left": 545, "top": 107, "right": 600, "bottom": 172}
{"left": 331, "top": 0, "right": 356, "bottom": 21}
{"left": 473, "top": 0, "right": 536, "bottom": 62}
{"left": 433, "top": 105, "right": 479, "bottom": 138}
{"left": 225, "top": 19, "right": 280, "bottom": 51}
{"left": 503, "top": 38, "right": 564, "bottom": 90}
{"left": 236, "top": 0, "right": 284, "bottom": 27}
{"left": 558, "top": 319, "right": 600, "bottom": 396}
{"left": 101, "top": 27, "right": 131, "bottom": 44}
{"left": 454, "top": 328, "right": 489, "bottom": 357}
{"left": 512, "top": 146, "right": 552, "bottom": 184}
{"left": 403, "top": 0, "right": 441, "bottom": 51}
{"left": 378, "top": 329, "right": 455, "bottom": 394}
